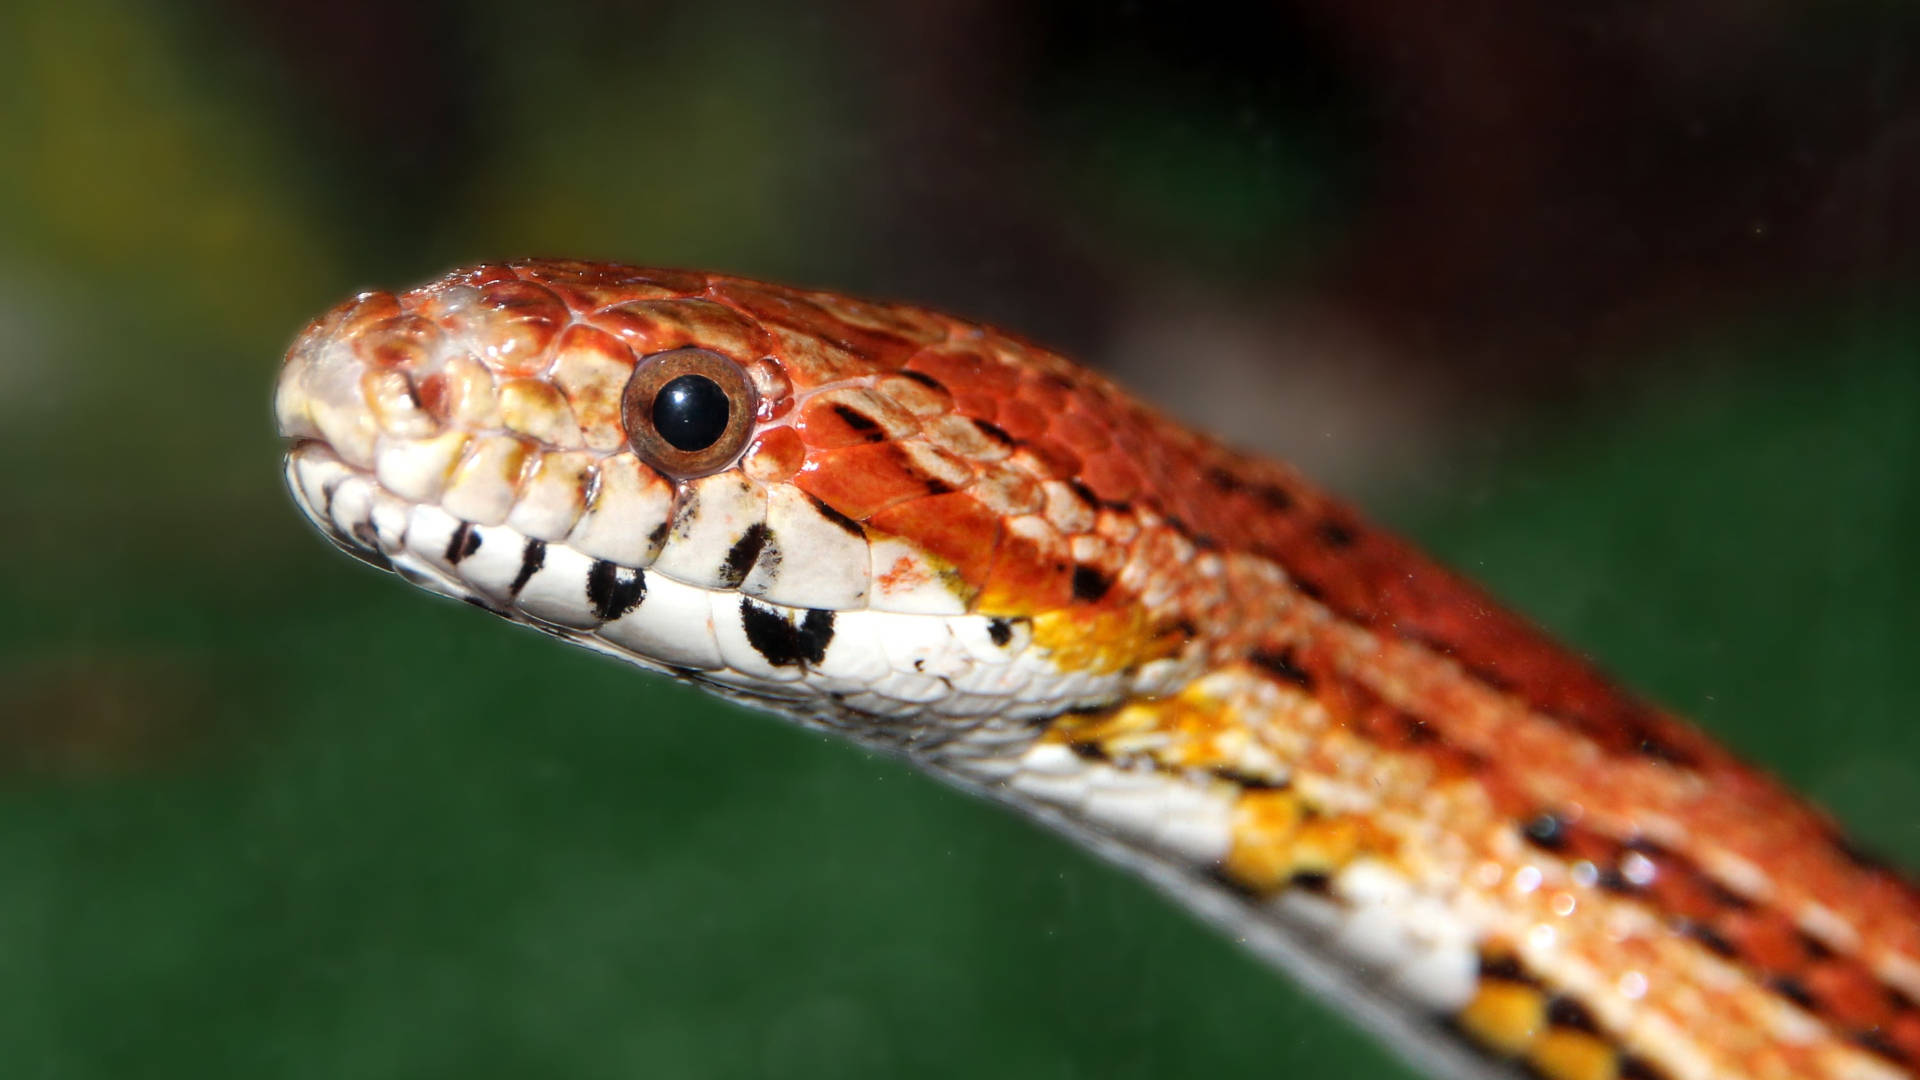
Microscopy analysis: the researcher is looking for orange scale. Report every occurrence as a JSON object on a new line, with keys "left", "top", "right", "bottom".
{"left": 973, "top": 361, "right": 1025, "bottom": 398}
{"left": 977, "top": 520, "right": 1075, "bottom": 615}
{"left": 716, "top": 281, "right": 917, "bottom": 361}
{"left": 1802, "top": 963, "right": 1896, "bottom": 1031}
{"left": 951, "top": 393, "right": 1003, "bottom": 424}
{"left": 795, "top": 389, "right": 921, "bottom": 448}
{"left": 793, "top": 440, "right": 958, "bottom": 521}
{"left": 994, "top": 399, "right": 1050, "bottom": 441}
{"left": 867, "top": 492, "right": 1004, "bottom": 590}
{"left": 1641, "top": 862, "right": 1726, "bottom": 924}
{"left": 742, "top": 427, "right": 807, "bottom": 485}
{"left": 592, "top": 298, "right": 770, "bottom": 366}
{"left": 905, "top": 351, "right": 983, "bottom": 393}
{"left": 352, "top": 314, "right": 443, "bottom": 370}
{"left": 1078, "top": 455, "right": 1141, "bottom": 506}
{"left": 803, "top": 292, "right": 948, "bottom": 345}
{"left": 514, "top": 259, "right": 707, "bottom": 294}
{"left": 323, "top": 290, "right": 403, "bottom": 341}
{"left": 1050, "top": 409, "right": 1114, "bottom": 455}
{"left": 875, "top": 371, "right": 954, "bottom": 418}
{"left": 1887, "top": 1012, "right": 1920, "bottom": 1062}
{"left": 1018, "top": 373, "right": 1072, "bottom": 413}
{"left": 1023, "top": 440, "right": 1084, "bottom": 482}
{"left": 1720, "top": 910, "right": 1810, "bottom": 972}
{"left": 522, "top": 270, "right": 697, "bottom": 310}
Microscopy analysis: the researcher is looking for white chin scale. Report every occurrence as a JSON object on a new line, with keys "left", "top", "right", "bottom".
{"left": 285, "top": 444, "right": 1192, "bottom": 739}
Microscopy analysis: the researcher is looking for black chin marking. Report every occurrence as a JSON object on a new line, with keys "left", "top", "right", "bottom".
{"left": 585, "top": 560, "right": 646, "bottom": 622}
{"left": 509, "top": 538, "right": 546, "bottom": 597}
{"left": 446, "top": 521, "right": 481, "bottom": 564}
{"left": 719, "top": 522, "right": 772, "bottom": 588}
{"left": 739, "top": 599, "right": 834, "bottom": 667}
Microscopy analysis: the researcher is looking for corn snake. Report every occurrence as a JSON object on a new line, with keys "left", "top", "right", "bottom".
{"left": 275, "top": 259, "right": 1920, "bottom": 1080}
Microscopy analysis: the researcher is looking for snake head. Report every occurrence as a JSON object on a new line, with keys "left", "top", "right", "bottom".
{"left": 275, "top": 260, "right": 1205, "bottom": 733}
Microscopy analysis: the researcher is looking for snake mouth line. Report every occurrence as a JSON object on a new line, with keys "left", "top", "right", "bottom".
{"left": 283, "top": 441, "right": 397, "bottom": 573}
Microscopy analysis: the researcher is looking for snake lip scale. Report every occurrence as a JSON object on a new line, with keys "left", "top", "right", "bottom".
{"left": 276, "top": 259, "right": 1920, "bottom": 1080}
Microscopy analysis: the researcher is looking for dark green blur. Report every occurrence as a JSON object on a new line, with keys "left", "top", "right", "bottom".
{"left": 0, "top": 2, "right": 1915, "bottom": 1078}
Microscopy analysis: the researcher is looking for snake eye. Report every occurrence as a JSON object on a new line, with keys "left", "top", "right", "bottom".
{"left": 622, "top": 347, "right": 757, "bottom": 479}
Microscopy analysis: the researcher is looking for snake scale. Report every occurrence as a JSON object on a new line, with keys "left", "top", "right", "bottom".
{"left": 276, "top": 259, "right": 1920, "bottom": 1080}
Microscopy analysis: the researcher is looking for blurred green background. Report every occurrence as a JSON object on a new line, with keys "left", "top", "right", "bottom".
{"left": 1, "top": 2, "right": 1917, "bottom": 1077}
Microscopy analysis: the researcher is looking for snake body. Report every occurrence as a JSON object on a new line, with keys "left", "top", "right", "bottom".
{"left": 276, "top": 260, "right": 1920, "bottom": 1080}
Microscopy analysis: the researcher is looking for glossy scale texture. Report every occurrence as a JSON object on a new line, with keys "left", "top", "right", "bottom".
{"left": 278, "top": 260, "right": 1920, "bottom": 1080}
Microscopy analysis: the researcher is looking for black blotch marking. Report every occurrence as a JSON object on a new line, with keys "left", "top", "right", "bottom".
{"left": 1855, "top": 1031, "right": 1911, "bottom": 1065}
{"left": 509, "top": 538, "right": 546, "bottom": 597}
{"left": 585, "top": 560, "right": 645, "bottom": 621}
{"left": 830, "top": 403, "right": 885, "bottom": 441}
{"left": 720, "top": 522, "right": 771, "bottom": 587}
{"left": 1255, "top": 484, "right": 1294, "bottom": 512}
{"left": 1204, "top": 466, "right": 1240, "bottom": 490}
{"left": 1068, "top": 741, "right": 1107, "bottom": 761}
{"left": 804, "top": 493, "right": 867, "bottom": 538}
{"left": 1316, "top": 519, "right": 1357, "bottom": 548}
{"left": 446, "top": 521, "right": 481, "bottom": 564}
{"left": 895, "top": 369, "right": 944, "bottom": 391}
{"left": 1249, "top": 647, "right": 1315, "bottom": 689}
{"left": 1701, "top": 875, "right": 1756, "bottom": 911}
{"left": 987, "top": 618, "right": 1014, "bottom": 647}
{"left": 1521, "top": 812, "right": 1569, "bottom": 852}
{"left": 1546, "top": 996, "right": 1601, "bottom": 1034}
{"left": 1289, "top": 871, "right": 1332, "bottom": 893}
{"left": 973, "top": 420, "right": 1014, "bottom": 446}
{"left": 647, "top": 520, "right": 673, "bottom": 551}
{"left": 1211, "top": 767, "right": 1288, "bottom": 792}
{"left": 912, "top": 658, "right": 925, "bottom": 672}
{"left": 1623, "top": 835, "right": 1671, "bottom": 856}
{"left": 1766, "top": 974, "right": 1818, "bottom": 1011}
{"left": 1798, "top": 930, "right": 1836, "bottom": 962}
{"left": 1597, "top": 865, "right": 1635, "bottom": 893}
{"left": 1293, "top": 578, "right": 1327, "bottom": 603}
{"left": 921, "top": 476, "right": 956, "bottom": 497}
{"left": 1477, "top": 953, "right": 1541, "bottom": 986}
{"left": 1403, "top": 718, "right": 1440, "bottom": 745}
{"left": 1070, "top": 565, "right": 1112, "bottom": 603}
{"left": 1618, "top": 1054, "right": 1674, "bottom": 1080}
{"left": 1678, "top": 919, "right": 1739, "bottom": 959}
{"left": 739, "top": 599, "right": 835, "bottom": 667}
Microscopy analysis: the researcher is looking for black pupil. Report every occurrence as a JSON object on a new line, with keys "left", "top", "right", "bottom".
{"left": 651, "top": 373, "right": 732, "bottom": 452}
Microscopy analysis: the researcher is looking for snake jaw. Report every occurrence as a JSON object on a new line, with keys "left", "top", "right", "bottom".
{"left": 274, "top": 261, "right": 1189, "bottom": 730}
